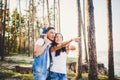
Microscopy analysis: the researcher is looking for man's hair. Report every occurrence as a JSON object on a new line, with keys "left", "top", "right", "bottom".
{"left": 46, "top": 27, "right": 55, "bottom": 32}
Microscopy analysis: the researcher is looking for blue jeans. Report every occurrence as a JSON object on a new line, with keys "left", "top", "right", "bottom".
{"left": 32, "top": 66, "right": 48, "bottom": 80}
{"left": 50, "top": 71, "right": 67, "bottom": 80}
{"left": 33, "top": 72, "right": 47, "bottom": 80}
{"left": 32, "top": 44, "right": 50, "bottom": 80}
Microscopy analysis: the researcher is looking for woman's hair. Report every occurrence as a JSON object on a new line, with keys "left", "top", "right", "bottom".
{"left": 50, "top": 33, "right": 66, "bottom": 56}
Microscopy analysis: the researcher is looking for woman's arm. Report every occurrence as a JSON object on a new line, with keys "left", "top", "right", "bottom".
{"left": 51, "top": 37, "right": 80, "bottom": 52}
{"left": 65, "top": 44, "right": 76, "bottom": 54}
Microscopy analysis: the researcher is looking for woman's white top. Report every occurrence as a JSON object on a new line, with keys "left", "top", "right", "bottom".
{"left": 50, "top": 51, "right": 67, "bottom": 74}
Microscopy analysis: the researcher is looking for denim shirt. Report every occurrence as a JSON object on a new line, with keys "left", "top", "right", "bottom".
{"left": 32, "top": 44, "right": 50, "bottom": 75}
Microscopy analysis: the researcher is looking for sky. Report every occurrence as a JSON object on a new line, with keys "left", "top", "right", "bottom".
{"left": 8, "top": 0, "right": 120, "bottom": 52}
{"left": 60, "top": 0, "right": 120, "bottom": 52}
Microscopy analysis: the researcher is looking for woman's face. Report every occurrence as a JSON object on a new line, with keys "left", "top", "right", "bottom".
{"left": 55, "top": 34, "right": 63, "bottom": 44}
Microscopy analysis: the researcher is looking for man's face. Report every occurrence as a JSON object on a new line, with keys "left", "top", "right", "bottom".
{"left": 46, "top": 29, "right": 55, "bottom": 41}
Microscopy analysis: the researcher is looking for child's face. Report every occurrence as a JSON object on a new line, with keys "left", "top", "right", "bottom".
{"left": 55, "top": 34, "right": 63, "bottom": 44}
{"left": 43, "top": 22, "right": 49, "bottom": 28}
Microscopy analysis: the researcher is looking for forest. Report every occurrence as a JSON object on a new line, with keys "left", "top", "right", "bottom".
{"left": 0, "top": 0, "right": 120, "bottom": 80}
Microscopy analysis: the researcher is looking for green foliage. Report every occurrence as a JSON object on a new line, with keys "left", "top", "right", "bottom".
{"left": 0, "top": 70, "right": 33, "bottom": 80}
{"left": 7, "top": 59, "right": 32, "bottom": 65}
{"left": 98, "top": 74, "right": 108, "bottom": 79}
{"left": 21, "top": 16, "right": 25, "bottom": 24}
{"left": 11, "top": 9, "right": 19, "bottom": 26}
{"left": 67, "top": 57, "right": 77, "bottom": 63}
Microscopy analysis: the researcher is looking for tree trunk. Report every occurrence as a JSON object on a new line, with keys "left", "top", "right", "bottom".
{"left": 76, "top": 0, "right": 82, "bottom": 79}
{"left": 86, "top": 0, "right": 98, "bottom": 80}
{"left": 53, "top": 0, "right": 55, "bottom": 27}
{"left": 82, "top": 0, "right": 88, "bottom": 63}
{"left": 7, "top": 2, "right": 10, "bottom": 54}
{"left": 0, "top": 0, "right": 3, "bottom": 60}
{"left": 2, "top": 0, "right": 7, "bottom": 61}
{"left": 54, "top": 0, "right": 60, "bottom": 32}
{"left": 106, "top": 0, "right": 115, "bottom": 80}
{"left": 28, "top": 0, "right": 31, "bottom": 56}
{"left": 28, "top": 0, "right": 35, "bottom": 56}
{"left": 43, "top": 0, "right": 45, "bottom": 21}
{"left": 58, "top": 0, "right": 60, "bottom": 32}
{"left": 28, "top": 20, "right": 30, "bottom": 56}
{"left": 18, "top": 0, "right": 21, "bottom": 54}
{"left": 46, "top": 0, "right": 50, "bottom": 25}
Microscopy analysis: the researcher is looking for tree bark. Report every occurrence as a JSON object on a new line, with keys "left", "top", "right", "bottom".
{"left": 82, "top": 0, "right": 88, "bottom": 63}
{"left": 86, "top": 0, "right": 98, "bottom": 80}
{"left": 106, "top": 0, "right": 115, "bottom": 80}
{"left": 2, "top": 0, "right": 7, "bottom": 61}
{"left": 0, "top": 0, "right": 3, "bottom": 60}
{"left": 46, "top": 0, "right": 50, "bottom": 25}
{"left": 76, "top": 0, "right": 82, "bottom": 79}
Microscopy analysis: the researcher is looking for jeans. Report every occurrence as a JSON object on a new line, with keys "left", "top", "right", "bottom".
{"left": 32, "top": 66, "right": 48, "bottom": 80}
{"left": 32, "top": 45, "right": 50, "bottom": 80}
{"left": 50, "top": 71, "right": 67, "bottom": 80}
{"left": 33, "top": 72, "right": 47, "bottom": 80}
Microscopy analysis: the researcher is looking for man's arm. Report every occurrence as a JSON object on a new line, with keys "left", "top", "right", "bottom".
{"left": 34, "top": 36, "right": 51, "bottom": 57}
{"left": 34, "top": 43, "right": 48, "bottom": 57}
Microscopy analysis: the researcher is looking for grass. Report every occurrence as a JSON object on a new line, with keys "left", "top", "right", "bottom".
{"left": 0, "top": 70, "right": 33, "bottom": 80}
{"left": 0, "top": 55, "right": 120, "bottom": 80}
{"left": 67, "top": 72, "right": 120, "bottom": 80}
{"left": 7, "top": 59, "right": 33, "bottom": 65}
{"left": 67, "top": 57, "right": 77, "bottom": 63}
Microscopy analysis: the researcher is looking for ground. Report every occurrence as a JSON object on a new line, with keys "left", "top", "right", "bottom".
{"left": 0, "top": 55, "right": 120, "bottom": 80}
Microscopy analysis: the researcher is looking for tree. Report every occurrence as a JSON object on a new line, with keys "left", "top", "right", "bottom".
{"left": 82, "top": 0, "right": 88, "bottom": 63}
{"left": 28, "top": 0, "right": 35, "bottom": 56}
{"left": 106, "top": 0, "right": 115, "bottom": 80}
{"left": 0, "top": 0, "right": 3, "bottom": 60}
{"left": 46, "top": 0, "right": 50, "bottom": 25}
{"left": 1, "top": 0, "right": 7, "bottom": 61}
{"left": 76, "top": 0, "right": 82, "bottom": 79}
{"left": 11, "top": 9, "right": 19, "bottom": 52}
{"left": 86, "top": 0, "right": 98, "bottom": 80}
{"left": 18, "top": 0, "right": 22, "bottom": 54}
{"left": 43, "top": 0, "right": 45, "bottom": 21}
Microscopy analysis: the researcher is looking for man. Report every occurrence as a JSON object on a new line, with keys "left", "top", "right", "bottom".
{"left": 32, "top": 27, "right": 55, "bottom": 80}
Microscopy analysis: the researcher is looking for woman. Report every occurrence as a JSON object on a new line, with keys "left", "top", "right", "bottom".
{"left": 49, "top": 33, "right": 79, "bottom": 80}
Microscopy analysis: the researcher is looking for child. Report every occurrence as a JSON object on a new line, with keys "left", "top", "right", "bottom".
{"left": 40, "top": 21, "right": 49, "bottom": 38}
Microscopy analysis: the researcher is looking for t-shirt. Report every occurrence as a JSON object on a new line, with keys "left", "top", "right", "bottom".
{"left": 35, "top": 38, "right": 50, "bottom": 69}
{"left": 50, "top": 51, "right": 67, "bottom": 74}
